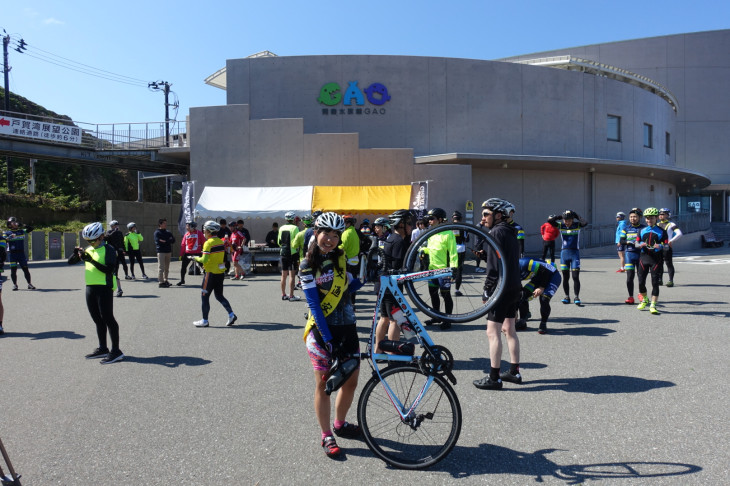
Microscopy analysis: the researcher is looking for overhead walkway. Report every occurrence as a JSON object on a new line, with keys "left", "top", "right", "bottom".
{"left": 0, "top": 110, "right": 190, "bottom": 174}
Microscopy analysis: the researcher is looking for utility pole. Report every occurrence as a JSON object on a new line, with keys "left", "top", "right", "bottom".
{"left": 148, "top": 80, "right": 173, "bottom": 147}
{"left": 3, "top": 31, "right": 13, "bottom": 193}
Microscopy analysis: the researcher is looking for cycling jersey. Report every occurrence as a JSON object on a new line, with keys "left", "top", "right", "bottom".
{"left": 278, "top": 223, "right": 299, "bottom": 258}
{"left": 340, "top": 226, "right": 360, "bottom": 266}
{"left": 181, "top": 230, "right": 206, "bottom": 254}
{"left": 657, "top": 220, "right": 683, "bottom": 245}
{"left": 509, "top": 220, "right": 525, "bottom": 255}
{"left": 105, "top": 228, "right": 125, "bottom": 251}
{"left": 620, "top": 223, "right": 646, "bottom": 253}
{"left": 615, "top": 220, "right": 629, "bottom": 244}
{"left": 556, "top": 220, "right": 586, "bottom": 250}
{"left": 194, "top": 237, "right": 227, "bottom": 274}
{"left": 83, "top": 242, "right": 117, "bottom": 289}
{"left": 424, "top": 230, "right": 458, "bottom": 270}
{"left": 124, "top": 232, "right": 144, "bottom": 251}
{"left": 4, "top": 227, "right": 32, "bottom": 254}
{"left": 519, "top": 258, "right": 560, "bottom": 298}
{"left": 291, "top": 229, "right": 307, "bottom": 259}
{"left": 638, "top": 225, "right": 668, "bottom": 264}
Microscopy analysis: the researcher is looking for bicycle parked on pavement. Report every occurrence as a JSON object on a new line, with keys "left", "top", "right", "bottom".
{"left": 350, "top": 222, "right": 505, "bottom": 469}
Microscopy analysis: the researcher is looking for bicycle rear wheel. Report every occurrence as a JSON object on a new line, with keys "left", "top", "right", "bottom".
{"left": 357, "top": 366, "right": 462, "bottom": 470}
{"left": 403, "top": 222, "right": 506, "bottom": 323}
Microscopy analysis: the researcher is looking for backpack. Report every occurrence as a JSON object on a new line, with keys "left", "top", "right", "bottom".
{"left": 357, "top": 228, "right": 372, "bottom": 254}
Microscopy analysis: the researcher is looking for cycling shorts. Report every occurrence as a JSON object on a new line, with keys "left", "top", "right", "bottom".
{"left": 305, "top": 324, "right": 360, "bottom": 372}
{"left": 560, "top": 249, "right": 581, "bottom": 271}
{"left": 8, "top": 252, "right": 28, "bottom": 268}
{"left": 280, "top": 255, "right": 298, "bottom": 271}
{"left": 427, "top": 275, "right": 452, "bottom": 290}
{"left": 624, "top": 251, "right": 640, "bottom": 269}
{"left": 487, "top": 288, "right": 520, "bottom": 323}
{"left": 542, "top": 271, "right": 562, "bottom": 299}
{"left": 616, "top": 243, "right": 626, "bottom": 252}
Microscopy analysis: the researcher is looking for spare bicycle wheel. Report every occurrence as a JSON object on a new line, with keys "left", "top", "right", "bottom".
{"left": 403, "top": 222, "right": 506, "bottom": 323}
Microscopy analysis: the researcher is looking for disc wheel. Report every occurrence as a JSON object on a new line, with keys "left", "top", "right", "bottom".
{"left": 357, "top": 366, "right": 462, "bottom": 470}
{"left": 403, "top": 222, "right": 506, "bottom": 323}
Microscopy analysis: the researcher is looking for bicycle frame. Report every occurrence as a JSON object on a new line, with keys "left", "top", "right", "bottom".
{"left": 364, "top": 267, "right": 453, "bottom": 421}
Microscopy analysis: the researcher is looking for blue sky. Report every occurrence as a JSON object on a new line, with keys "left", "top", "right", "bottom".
{"left": 2, "top": 1, "right": 728, "bottom": 125}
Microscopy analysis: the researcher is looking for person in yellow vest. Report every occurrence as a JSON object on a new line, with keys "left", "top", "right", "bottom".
{"left": 192, "top": 221, "right": 237, "bottom": 328}
{"left": 301, "top": 212, "right": 364, "bottom": 459}
{"left": 340, "top": 214, "right": 360, "bottom": 307}
{"left": 68, "top": 222, "right": 124, "bottom": 364}
{"left": 124, "top": 222, "right": 148, "bottom": 279}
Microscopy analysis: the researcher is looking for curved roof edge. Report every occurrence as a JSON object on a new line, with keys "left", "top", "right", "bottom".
{"left": 415, "top": 153, "right": 710, "bottom": 189}
{"left": 508, "top": 56, "right": 678, "bottom": 112}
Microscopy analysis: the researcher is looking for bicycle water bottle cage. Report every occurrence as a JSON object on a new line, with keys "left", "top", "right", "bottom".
{"left": 379, "top": 340, "right": 415, "bottom": 356}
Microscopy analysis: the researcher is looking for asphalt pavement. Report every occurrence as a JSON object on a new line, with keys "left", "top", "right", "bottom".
{"left": 1, "top": 249, "right": 728, "bottom": 485}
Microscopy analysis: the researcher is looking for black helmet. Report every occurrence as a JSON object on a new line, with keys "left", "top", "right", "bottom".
{"left": 7, "top": 216, "right": 18, "bottom": 226}
{"left": 562, "top": 210, "right": 577, "bottom": 220}
{"left": 426, "top": 208, "right": 447, "bottom": 221}
{"left": 629, "top": 207, "right": 643, "bottom": 217}
{"left": 389, "top": 209, "right": 413, "bottom": 228}
{"left": 186, "top": 221, "right": 197, "bottom": 228}
{"left": 452, "top": 210, "right": 463, "bottom": 220}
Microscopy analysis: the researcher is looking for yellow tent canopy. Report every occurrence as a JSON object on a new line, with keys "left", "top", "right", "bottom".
{"left": 312, "top": 185, "right": 412, "bottom": 213}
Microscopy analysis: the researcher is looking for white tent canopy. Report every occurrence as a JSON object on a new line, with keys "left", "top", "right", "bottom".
{"left": 194, "top": 186, "right": 314, "bottom": 220}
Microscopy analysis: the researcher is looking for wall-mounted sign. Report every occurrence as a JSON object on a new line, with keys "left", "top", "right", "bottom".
{"left": 317, "top": 81, "right": 391, "bottom": 116}
{"left": 0, "top": 116, "right": 82, "bottom": 145}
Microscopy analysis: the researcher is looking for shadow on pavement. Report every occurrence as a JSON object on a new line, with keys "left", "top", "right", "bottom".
{"left": 2, "top": 330, "right": 85, "bottom": 340}
{"left": 455, "top": 357, "right": 548, "bottom": 373}
{"left": 123, "top": 355, "right": 212, "bottom": 367}
{"left": 435, "top": 444, "right": 701, "bottom": 482}
{"left": 239, "top": 322, "right": 300, "bottom": 331}
{"left": 514, "top": 375, "right": 674, "bottom": 394}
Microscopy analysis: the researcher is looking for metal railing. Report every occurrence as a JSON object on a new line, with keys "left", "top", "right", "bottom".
{"left": 0, "top": 110, "right": 187, "bottom": 151}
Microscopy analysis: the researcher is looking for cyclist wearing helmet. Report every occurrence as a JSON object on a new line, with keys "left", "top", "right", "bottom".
{"left": 4, "top": 216, "right": 35, "bottom": 290}
{"left": 473, "top": 198, "right": 522, "bottom": 390}
{"left": 374, "top": 210, "right": 414, "bottom": 352}
{"left": 340, "top": 214, "right": 360, "bottom": 307}
{"left": 370, "top": 217, "right": 391, "bottom": 294}
{"left": 421, "top": 208, "right": 458, "bottom": 329}
{"left": 278, "top": 211, "right": 301, "bottom": 301}
{"left": 518, "top": 258, "right": 561, "bottom": 334}
{"left": 300, "top": 212, "right": 365, "bottom": 458}
{"left": 124, "top": 222, "right": 147, "bottom": 279}
{"left": 549, "top": 210, "right": 588, "bottom": 305}
{"left": 657, "top": 208, "right": 682, "bottom": 287}
{"left": 292, "top": 214, "right": 313, "bottom": 260}
{"left": 192, "top": 221, "right": 237, "bottom": 327}
{"left": 635, "top": 208, "right": 668, "bottom": 315}
{"left": 68, "top": 222, "right": 124, "bottom": 364}
{"left": 105, "top": 220, "right": 129, "bottom": 292}
{"left": 615, "top": 211, "right": 628, "bottom": 272}
{"left": 178, "top": 221, "right": 205, "bottom": 285}
{"left": 451, "top": 211, "right": 469, "bottom": 296}
{"left": 619, "top": 208, "right": 646, "bottom": 304}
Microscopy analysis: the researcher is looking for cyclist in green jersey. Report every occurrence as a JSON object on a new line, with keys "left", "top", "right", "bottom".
{"left": 421, "top": 208, "right": 458, "bottom": 330}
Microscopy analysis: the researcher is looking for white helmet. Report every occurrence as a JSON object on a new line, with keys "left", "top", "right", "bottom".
{"left": 109, "top": 220, "right": 119, "bottom": 227}
{"left": 315, "top": 212, "right": 345, "bottom": 232}
{"left": 82, "top": 222, "right": 105, "bottom": 241}
{"left": 127, "top": 222, "right": 136, "bottom": 230}
{"left": 203, "top": 220, "right": 221, "bottom": 233}
{"left": 284, "top": 211, "right": 297, "bottom": 221}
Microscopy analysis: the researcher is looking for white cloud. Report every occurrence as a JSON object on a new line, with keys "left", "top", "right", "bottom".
{"left": 43, "top": 18, "right": 65, "bottom": 25}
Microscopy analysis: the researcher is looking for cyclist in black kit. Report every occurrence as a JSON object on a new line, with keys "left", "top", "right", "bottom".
{"left": 105, "top": 220, "right": 127, "bottom": 296}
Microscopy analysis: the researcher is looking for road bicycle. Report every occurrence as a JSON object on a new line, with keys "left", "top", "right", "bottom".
{"left": 353, "top": 222, "right": 505, "bottom": 469}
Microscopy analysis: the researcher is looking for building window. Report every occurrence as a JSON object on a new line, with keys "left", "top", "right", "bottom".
{"left": 644, "top": 123, "right": 653, "bottom": 148}
{"left": 607, "top": 115, "right": 621, "bottom": 141}
{"left": 665, "top": 132, "right": 671, "bottom": 155}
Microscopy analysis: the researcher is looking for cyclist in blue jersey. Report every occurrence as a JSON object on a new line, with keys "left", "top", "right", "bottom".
{"left": 615, "top": 212, "right": 628, "bottom": 272}
{"left": 618, "top": 208, "right": 645, "bottom": 304}
{"left": 518, "top": 258, "right": 561, "bottom": 334}
{"left": 635, "top": 208, "right": 668, "bottom": 315}
{"left": 4, "top": 217, "right": 36, "bottom": 290}
{"left": 549, "top": 210, "right": 588, "bottom": 305}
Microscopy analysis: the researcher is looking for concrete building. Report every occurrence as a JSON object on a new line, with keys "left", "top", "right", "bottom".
{"left": 191, "top": 30, "right": 728, "bottom": 249}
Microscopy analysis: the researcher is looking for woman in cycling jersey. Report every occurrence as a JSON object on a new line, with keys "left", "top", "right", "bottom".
{"left": 301, "top": 212, "right": 364, "bottom": 458}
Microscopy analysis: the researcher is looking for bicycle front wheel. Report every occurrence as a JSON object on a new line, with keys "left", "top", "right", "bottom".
{"left": 357, "top": 366, "right": 462, "bottom": 470}
{"left": 403, "top": 222, "right": 506, "bottom": 323}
